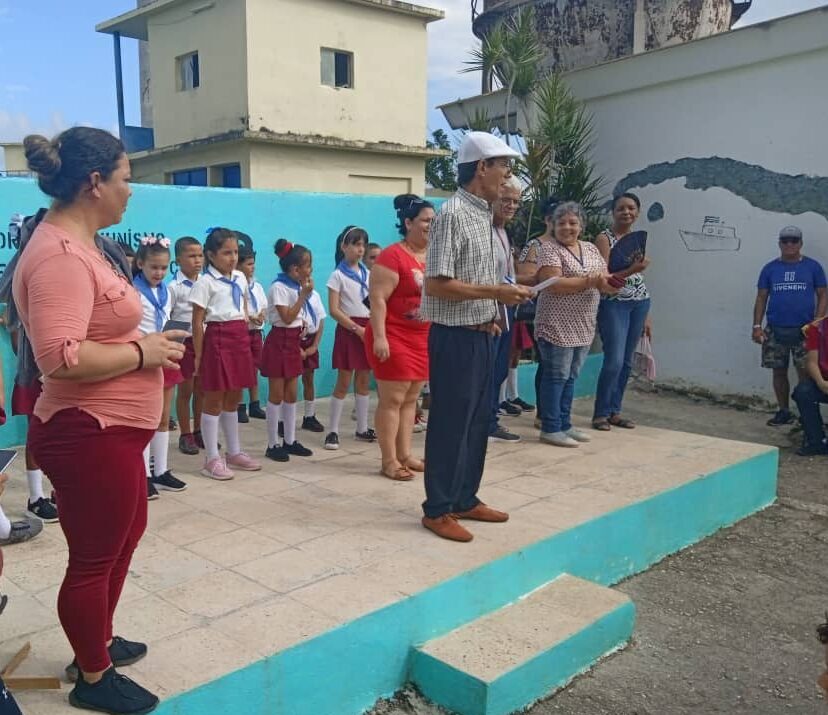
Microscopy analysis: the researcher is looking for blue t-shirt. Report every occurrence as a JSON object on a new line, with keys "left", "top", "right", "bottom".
{"left": 758, "top": 256, "right": 827, "bottom": 327}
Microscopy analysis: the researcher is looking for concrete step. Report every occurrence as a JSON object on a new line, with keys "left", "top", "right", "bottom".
{"left": 410, "top": 574, "right": 635, "bottom": 715}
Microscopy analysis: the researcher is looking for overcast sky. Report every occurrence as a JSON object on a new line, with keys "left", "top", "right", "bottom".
{"left": 0, "top": 0, "right": 825, "bottom": 160}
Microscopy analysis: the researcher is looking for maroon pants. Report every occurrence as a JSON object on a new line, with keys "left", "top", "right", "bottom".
{"left": 28, "top": 409, "right": 152, "bottom": 673}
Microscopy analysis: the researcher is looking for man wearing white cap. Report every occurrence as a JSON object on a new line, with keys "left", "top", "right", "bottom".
{"left": 420, "top": 132, "right": 532, "bottom": 542}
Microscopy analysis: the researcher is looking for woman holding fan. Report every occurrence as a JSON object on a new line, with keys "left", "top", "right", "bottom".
{"left": 592, "top": 192, "right": 652, "bottom": 431}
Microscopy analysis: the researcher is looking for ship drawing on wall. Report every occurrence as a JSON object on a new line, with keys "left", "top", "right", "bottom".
{"left": 680, "top": 216, "right": 741, "bottom": 252}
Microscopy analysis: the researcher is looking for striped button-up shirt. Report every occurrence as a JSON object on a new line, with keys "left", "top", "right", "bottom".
{"left": 421, "top": 188, "right": 499, "bottom": 327}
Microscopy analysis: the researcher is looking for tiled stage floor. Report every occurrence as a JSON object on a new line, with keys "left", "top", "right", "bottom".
{"left": 1, "top": 399, "right": 774, "bottom": 714}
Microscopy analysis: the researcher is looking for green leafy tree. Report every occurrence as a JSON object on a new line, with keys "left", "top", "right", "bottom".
{"left": 425, "top": 129, "right": 457, "bottom": 192}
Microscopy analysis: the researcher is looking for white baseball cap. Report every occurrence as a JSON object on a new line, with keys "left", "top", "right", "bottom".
{"left": 457, "top": 131, "right": 521, "bottom": 164}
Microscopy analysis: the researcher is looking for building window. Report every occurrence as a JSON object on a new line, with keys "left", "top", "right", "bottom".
{"left": 171, "top": 167, "right": 207, "bottom": 186}
{"left": 176, "top": 51, "right": 200, "bottom": 91}
{"left": 221, "top": 164, "right": 241, "bottom": 188}
{"left": 321, "top": 48, "right": 353, "bottom": 89}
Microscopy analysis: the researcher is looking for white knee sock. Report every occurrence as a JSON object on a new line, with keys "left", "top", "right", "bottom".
{"left": 329, "top": 396, "right": 345, "bottom": 434}
{"left": 26, "top": 469, "right": 45, "bottom": 502}
{"left": 0, "top": 506, "right": 11, "bottom": 539}
{"left": 220, "top": 411, "right": 241, "bottom": 456}
{"left": 143, "top": 445, "right": 152, "bottom": 477}
{"left": 266, "top": 401, "right": 282, "bottom": 448}
{"left": 150, "top": 431, "right": 169, "bottom": 476}
{"left": 355, "top": 394, "right": 370, "bottom": 434}
{"left": 283, "top": 402, "right": 297, "bottom": 445}
{"left": 304, "top": 399, "right": 316, "bottom": 418}
{"left": 507, "top": 368, "right": 519, "bottom": 401}
{"left": 201, "top": 413, "right": 221, "bottom": 461}
{"left": 499, "top": 380, "right": 507, "bottom": 404}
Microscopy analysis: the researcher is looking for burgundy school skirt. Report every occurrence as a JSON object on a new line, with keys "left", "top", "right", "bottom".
{"left": 11, "top": 380, "right": 43, "bottom": 417}
{"left": 249, "top": 329, "right": 264, "bottom": 369}
{"left": 200, "top": 320, "right": 257, "bottom": 392}
{"left": 301, "top": 334, "right": 320, "bottom": 371}
{"left": 261, "top": 326, "right": 303, "bottom": 379}
{"left": 512, "top": 321, "right": 534, "bottom": 351}
{"left": 163, "top": 366, "right": 184, "bottom": 389}
{"left": 180, "top": 337, "right": 196, "bottom": 380}
{"left": 332, "top": 317, "right": 370, "bottom": 371}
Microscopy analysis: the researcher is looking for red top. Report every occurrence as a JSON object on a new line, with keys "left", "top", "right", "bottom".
{"left": 377, "top": 242, "right": 429, "bottom": 332}
{"left": 12, "top": 222, "right": 163, "bottom": 429}
{"left": 804, "top": 318, "right": 828, "bottom": 379}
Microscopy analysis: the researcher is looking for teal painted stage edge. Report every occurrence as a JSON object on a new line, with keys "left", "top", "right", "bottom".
{"left": 0, "top": 178, "right": 602, "bottom": 448}
{"left": 153, "top": 448, "right": 777, "bottom": 715}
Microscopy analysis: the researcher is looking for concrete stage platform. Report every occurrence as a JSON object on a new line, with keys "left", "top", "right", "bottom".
{"left": 2, "top": 399, "right": 776, "bottom": 715}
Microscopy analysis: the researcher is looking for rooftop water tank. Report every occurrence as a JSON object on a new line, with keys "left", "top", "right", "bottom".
{"left": 472, "top": 0, "right": 752, "bottom": 80}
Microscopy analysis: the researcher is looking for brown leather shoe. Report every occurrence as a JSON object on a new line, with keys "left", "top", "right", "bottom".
{"left": 454, "top": 503, "right": 509, "bottom": 523}
{"left": 421, "top": 515, "right": 473, "bottom": 542}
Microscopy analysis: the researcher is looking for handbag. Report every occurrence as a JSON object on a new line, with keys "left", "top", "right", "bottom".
{"left": 633, "top": 335, "right": 657, "bottom": 381}
{"left": 515, "top": 299, "right": 536, "bottom": 323}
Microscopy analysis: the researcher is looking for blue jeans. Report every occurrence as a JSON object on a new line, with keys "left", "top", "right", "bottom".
{"left": 537, "top": 340, "right": 589, "bottom": 434}
{"left": 792, "top": 378, "right": 828, "bottom": 448}
{"left": 594, "top": 298, "right": 651, "bottom": 419}
{"left": 489, "top": 308, "right": 514, "bottom": 435}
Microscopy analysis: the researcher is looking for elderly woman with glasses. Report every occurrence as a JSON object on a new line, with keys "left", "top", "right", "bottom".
{"left": 534, "top": 202, "right": 616, "bottom": 448}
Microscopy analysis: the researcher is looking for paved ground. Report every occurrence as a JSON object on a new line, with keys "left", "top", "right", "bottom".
{"left": 376, "top": 386, "right": 828, "bottom": 715}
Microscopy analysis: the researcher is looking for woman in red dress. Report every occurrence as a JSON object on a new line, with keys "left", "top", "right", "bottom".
{"left": 366, "top": 195, "right": 434, "bottom": 480}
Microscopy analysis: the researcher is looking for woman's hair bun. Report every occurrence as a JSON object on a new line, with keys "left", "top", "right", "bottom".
{"left": 24, "top": 134, "right": 62, "bottom": 179}
{"left": 393, "top": 193, "right": 418, "bottom": 212}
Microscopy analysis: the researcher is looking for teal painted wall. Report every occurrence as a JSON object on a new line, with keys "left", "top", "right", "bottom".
{"left": 0, "top": 178, "right": 601, "bottom": 449}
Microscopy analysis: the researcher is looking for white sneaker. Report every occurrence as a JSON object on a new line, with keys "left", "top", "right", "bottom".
{"left": 539, "top": 431, "right": 580, "bottom": 448}
{"left": 565, "top": 428, "right": 592, "bottom": 443}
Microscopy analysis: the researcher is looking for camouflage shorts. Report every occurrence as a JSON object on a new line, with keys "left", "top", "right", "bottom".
{"left": 761, "top": 326, "right": 807, "bottom": 370}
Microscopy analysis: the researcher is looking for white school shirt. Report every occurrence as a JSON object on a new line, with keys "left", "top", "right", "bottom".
{"left": 168, "top": 270, "right": 200, "bottom": 331}
{"left": 189, "top": 266, "right": 249, "bottom": 323}
{"left": 303, "top": 290, "right": 327, "bottom": 335}
{"left": 326, "top": 265, "right": 370, "bottom": 318}
{"left": 267, "top": 280, "right": 305, "bottom": 329}
{"left": 246, "top": 278, "right": 268, "bottom": 330}
{"left": 137, "top": 283, "right": 173, "bottom": 337}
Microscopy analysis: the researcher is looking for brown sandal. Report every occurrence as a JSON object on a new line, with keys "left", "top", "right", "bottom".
{"left": 592, "top": 419, "right": 611, "bottom": 431}
{"left": 380, "top": 463, "right": 414, "bottom": 481}
{"left": 608, "top": 415, "right": 636, "bottom": 429}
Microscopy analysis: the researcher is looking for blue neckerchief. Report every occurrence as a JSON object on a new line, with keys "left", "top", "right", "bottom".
{"left": 248, "top": 279, "right": 259, "bottom": 313}
{"left": 336, "top": 260, "right": 369, "bottom": 299}
{"left": 134, "top": 274, "right": 168, "bottom": 332}
{"left": 208, "top": 268, "right": 242, "bottom": 311}
{"left": 175, "top": 270, "right": 194, "bottom": 288}
{"left": 274, "top": 273, "right": 316, "bottom": 325}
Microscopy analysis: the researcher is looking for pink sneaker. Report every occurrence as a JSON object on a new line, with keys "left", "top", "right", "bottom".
{"left": 226, "top": 452, "right": 262, "bottom": 471}
{"left": 201, "top": 456, "right": 235, "bottom": 481}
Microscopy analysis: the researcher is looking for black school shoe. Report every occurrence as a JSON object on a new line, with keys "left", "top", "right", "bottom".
{"left": 284, "top": 441, "right": 313, "bottom": 457}
{"left": 766, "top": 409, "right": 795, "bottom": 426}
{"left": 248, "top": 401, "right": 266, "bottom": 420}
{"left": 151, "top": 471, "right": 188, "bottom": 492}
{"left": 509, "top": 397, "right": 535, "bottom": 412}
{"left": 65, "top": 637, "right": 148, "bottom": 683}
{"left": 302, "top": 416, "right": 325, "bottom": 433}
{"left": 237, "top": 404, "right": 250, "bottom": 424}
{"left": 28, "top": 497, "right": 59, "bottom": 523}
{"left": 68, "top": 666, "right": 158, "bottom": 714}
{"left": 355, "top": 428, "right": 377, "bottom": 442}
{"left": 146, "top": 480, "right": 159, "bottom": 501}
{"left": 265, "top": 445, "right": 290, "bottom": 462}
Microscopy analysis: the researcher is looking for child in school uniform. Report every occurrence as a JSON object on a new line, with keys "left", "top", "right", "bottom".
{"left": 262, "top": 239, "right": 315, "bottom": 461}
{"left": 236, "top": 244, "right": 268, "bottom": 423}
{"left": 134, "top": 236, "right": 188, "bottom": 499}
{"left": 300, "top": 285, "right": 327, "bottom": 433}
{"left": 189, "top": 228, "right": 262, "bottom": 480}
{"left": 169, "top": 236, "right": 204, "bottom": 455}
{"left": 325, "top": 225, "right": 376, "bottom": 450}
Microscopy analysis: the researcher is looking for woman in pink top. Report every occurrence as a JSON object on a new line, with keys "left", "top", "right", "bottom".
{"left": 13, "top": 128, "right": 185, "bottom": 715}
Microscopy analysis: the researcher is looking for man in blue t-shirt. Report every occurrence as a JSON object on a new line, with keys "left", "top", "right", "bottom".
{"left": 753, "top": 226, "right": 827, "bottom": 426}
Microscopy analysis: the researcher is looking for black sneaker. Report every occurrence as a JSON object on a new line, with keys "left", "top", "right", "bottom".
{"left": 0, "top": 517, "right": 43, "bottom": 546}
{"left": 509, "top": 397, "right": 535, "bottom": 412}
{"left": 147, "top": 479, "right": 160, "bottom": 501}
{"left": 27, "top": 497, "right": 59, "bottom": 523}
{"left": 302, "top": 416, "right": 325, "bottom": 433}
{"left": 499, "top": 400, "right": 522, "bottom": 417}
{"left": 152, "top": 471, "right": 188, "bottom": 492}
{"left": 278, "top": 421, "right": 284, "bottom": 439}
{"left": 767, "top": 409, "right": 795, "bottom": 426}
{"left": 284, "top": 441, "right": 313, "bottom": 457}
{"left": 355, "top": 428, "right": 377, "bottom": 442}
{"left": 796, "top": 441, "right": 828, "bottom": 456}
{"left": 237, "top": 404, "right": 250, "bottom": 424}
{"left": 488, "top": 426, "right": 522, "bottom": 443}
{"left": 68, "top": 666, "right": 158, "bottom": 714}
{"left": 324, "top": 432, "right": 340, "bottom": 451}
{"left": 66, "top": 637, "right": 148, "bottom": 683}
{"left": 248, "top": 401, "right": 266, "bottom": 420}
{"left": 265, "top": 445, "right": 290, "bottom": 462}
